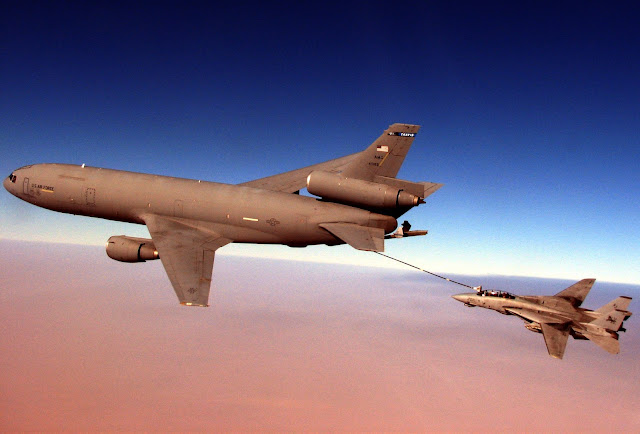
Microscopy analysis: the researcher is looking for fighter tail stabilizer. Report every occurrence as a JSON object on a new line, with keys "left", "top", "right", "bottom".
{"left": 582, "top": 332, "right": 620, "bottom": 354}
{"left": 590, "top": 310, "right": 629, "bottom": 332}
{"left": 595, "top": 296, "right": 632, "bottom": 315}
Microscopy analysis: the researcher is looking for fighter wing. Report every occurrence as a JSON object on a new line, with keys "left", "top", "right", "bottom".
{"left": 239, "top": 153, "right": 358, "bottom": 193}
{"left": 555, "top": 278, "right": 596, "bottom": 307}
{"left": 506, "top": 308, "right": 571, "bottom": 359}
{"left": 142, "top": 214, "right": 232, "bottom": 307}
{"left": 540, "top": 323, "right": 571, "bottom": 359}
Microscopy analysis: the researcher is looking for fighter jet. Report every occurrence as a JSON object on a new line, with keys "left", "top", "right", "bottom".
{"left": 4, "top": 123, "right": 442, "bottom": 307}
{"left": 452, "top": 279, "right": 632, "bottom": 359}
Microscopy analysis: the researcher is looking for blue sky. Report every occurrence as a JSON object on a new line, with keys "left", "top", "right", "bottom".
{"left": 1, "top": 1, "right": 639, "bottom": 283}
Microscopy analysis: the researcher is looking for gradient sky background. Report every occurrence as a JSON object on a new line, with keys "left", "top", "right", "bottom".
{"left": 1, "top": 242, "right": 638, "bottom": 431}
{"left": 1, "top": 1, "right": 639, "bottom": 283}
{"left": 1, "top": 3, "right": 639, "bottom": 430}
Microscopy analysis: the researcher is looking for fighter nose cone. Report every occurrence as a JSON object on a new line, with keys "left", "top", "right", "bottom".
{"left": 452, "top": 294, "right": 467, "bottom": 302}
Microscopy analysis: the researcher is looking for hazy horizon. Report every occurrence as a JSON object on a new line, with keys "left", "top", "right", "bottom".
{"left": 1, "top": 240, "right": 638, "bottom": 431}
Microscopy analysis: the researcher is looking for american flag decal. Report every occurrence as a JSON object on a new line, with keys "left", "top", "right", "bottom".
{"left": 377, "top": 145, "right": 389, "bottom": 152}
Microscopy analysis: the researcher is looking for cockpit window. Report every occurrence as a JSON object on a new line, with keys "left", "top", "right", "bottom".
{"left": 479, "top": 290, "right": 515, "bottom": 299}
{"left": 7, "top": 173, "right": 16, "bottom": 183}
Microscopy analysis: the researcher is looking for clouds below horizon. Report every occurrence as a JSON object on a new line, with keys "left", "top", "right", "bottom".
{"left": 1, "top": 241, "right": 638, "bottom": 431}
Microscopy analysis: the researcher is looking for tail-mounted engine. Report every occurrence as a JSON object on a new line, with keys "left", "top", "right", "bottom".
{"left": 306, "top": 170, "right": 423, "bottom": 210}
{"left": 106, "top": 235, "right": 159, "bottom": 263}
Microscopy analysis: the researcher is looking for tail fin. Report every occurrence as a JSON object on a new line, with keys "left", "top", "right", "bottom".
{"left": 595, "top": 296, "right": 632, "bottom": 314}
{"left": 554, "top": 278, "right": 595, "bottom": 307}
{"left": 591, "top": 310, "right": 628, "bottom": 332}
{"left": 341, "top": 123, "right": 420, "bottom": 181}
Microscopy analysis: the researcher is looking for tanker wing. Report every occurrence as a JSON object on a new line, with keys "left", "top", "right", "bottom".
{"left": 142, "top": 214, "right": 231, "bottom": 307}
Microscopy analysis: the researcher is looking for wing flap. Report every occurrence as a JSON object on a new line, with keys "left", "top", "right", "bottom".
{"left": 319, "top": 223, "right": 384, "bottom": 252}
{"left": 142, "top": 214, "right": 232, "bottom": 307}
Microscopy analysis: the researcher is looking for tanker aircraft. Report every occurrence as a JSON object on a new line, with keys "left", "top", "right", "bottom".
{"left": 4, "top": 123, "right": 441, "bottom": 307}
{"left": 452, "top": 279, "right": 633, "bottom": 359}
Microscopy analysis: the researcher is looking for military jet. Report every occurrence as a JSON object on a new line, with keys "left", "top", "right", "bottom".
{"left": 452, "top": 279, "right": 632, "bottom": 359}
{"left": 4, "top": 123, "right": 442, "bottom": 307}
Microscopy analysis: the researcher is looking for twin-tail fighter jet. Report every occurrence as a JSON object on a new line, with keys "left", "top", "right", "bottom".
{"left": 452, "top": 279, "right": 633, "bottom": 359}
{"left": 4, "top": 124, "right": 442, "bottom": 307}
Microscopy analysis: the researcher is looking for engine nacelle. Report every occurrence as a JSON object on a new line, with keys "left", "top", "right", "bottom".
{"left": 306, "top": 171, "right": 421, "bottom": 209}
{"left": 106, "top": 236, "right": 159, "bottom": 263}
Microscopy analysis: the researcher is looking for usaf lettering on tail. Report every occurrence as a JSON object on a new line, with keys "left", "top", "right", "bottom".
{"left": 4, "top": 124, "right": 442, "bottom": 307}
{"left": 452, "top": 279, "right": 633, "bottom": 359}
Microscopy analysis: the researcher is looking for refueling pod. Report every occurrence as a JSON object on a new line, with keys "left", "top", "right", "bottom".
{"left": 106, "top": 235, "right": 159, "bottom": 263}
{"left": 306, "top": 170, "right": 422, "bottom": 210}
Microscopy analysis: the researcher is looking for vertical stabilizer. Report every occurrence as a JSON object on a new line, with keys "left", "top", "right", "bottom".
{"left": 595, "top": 296, "right": 632, "bottom": 314}
{"left": 341, "top": 123, "right": 420, "bottom": 181}
{"left": 591, "top": 310, "right": 627, "bottom": 331}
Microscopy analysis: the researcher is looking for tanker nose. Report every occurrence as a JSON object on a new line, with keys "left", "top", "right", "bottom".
{"left": 3, "top": 173, "right": 13, "bottom": 193}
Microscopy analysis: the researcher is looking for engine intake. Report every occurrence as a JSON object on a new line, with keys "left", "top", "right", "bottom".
{"left": 524, "top": 322, "right": 542, "bottom": 334}
{"left": 106, "top": 235, "right": 159, "bottom": 263}
{"left": 306, "top": 171, "right": 421, "bottom": 209}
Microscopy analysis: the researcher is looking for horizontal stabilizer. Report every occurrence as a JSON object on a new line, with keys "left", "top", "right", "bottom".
{"left": 591, "top": 310, "right": 627, "bottom": 331}
{"left": 319, "top": 223, "right": 384, "bottom": 252}
{"left": 541, "top": 323, "right": 570, "bottom": 359}
{"left": 505, "top": 308, "right": 570, "bottom": 325}
{"left": 583, "top": 332, "right": 620, "bottom": 354}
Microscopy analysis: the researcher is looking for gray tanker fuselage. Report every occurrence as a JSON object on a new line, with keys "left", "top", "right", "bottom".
{"left": 8, "top": 163, "right": 396, "bottom": 247}
{"left": 4, "top": 123, "right": 440, "bottom": 306}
